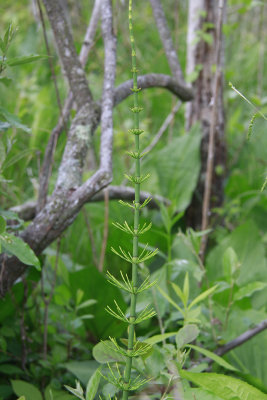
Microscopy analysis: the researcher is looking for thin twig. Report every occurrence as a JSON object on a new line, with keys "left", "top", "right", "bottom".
{"left": 98, "top": 188, "right": 109, "bottom": 272}
{"left": 216, "top": 319, "right": 267, "bottom": 357}
{"left": 200, "top": 0, "right": 225, "bottom": 261}
{"left": 144, "top": 100, "right": 181, "bottom": 154}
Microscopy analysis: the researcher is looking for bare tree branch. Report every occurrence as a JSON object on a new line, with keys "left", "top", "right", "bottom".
{"left": 42, "top": 0, "right": 92, "bottom": 107}
{"left": 10, "top": 187, "right": 171, "bottom": 221}
{"left": 114, "top": 73, "right": 193, "bottom": 105}
{"left": 149, "top": 0, "right": 187, "bottom": 85}
{"left": 37, "top": 0, "right": 102, "bottom": 211}
{"left": 215, "top": 319, "right": 267, "bottom": 357}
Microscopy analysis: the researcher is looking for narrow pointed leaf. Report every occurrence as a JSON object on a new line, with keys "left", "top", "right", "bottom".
{"left": 188, "top": 285, "right": 217, "bottom": 310}
{"left": 171, "top": 282, "right": 186, "bottom": 307}
{"left": 7, "top": 54, "right": 48, "bottom": 66}
{"left": 186, "top": 344, "right": 238, "bottom": 372}
{"left": 86, "top": 366, "right": 102, "bottom": 400}
{"left": 157, "top": 285, "right": 184, "bottom": 314}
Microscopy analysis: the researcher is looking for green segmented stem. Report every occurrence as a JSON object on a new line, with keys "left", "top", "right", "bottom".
{"left": 122, "top": 1, "right": 141, "bottom": 398}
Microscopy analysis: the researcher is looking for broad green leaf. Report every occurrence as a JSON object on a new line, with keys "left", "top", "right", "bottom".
{"left": 186, "top": 344, "right": 238, "bottom": 371}
{"left": 185, "top": 388, "right": 223, "bottom": 400}
{"left": 157, "top": 285, "right": 184, "bottom": 314}
{"left": 17, "top": 397, "right": 26, "bottom": 400}
{"left": 180, "top": 371, "right": 267, "bottom": 400}
{"left": 176, "top": 324, "right": 199, "bottom": 349}
{"left": 63, "top": 361, "right": 99, "bottom": 386}
{"left": 7, "top": 54, "right": 47, "bottom": 66}
{"left": 148, "top": 123, "right": 201, "bottom": 210}
{"left": 0, "top": 232, "right": 40, "bottom": 270}
{"left": 92, "top": 340, "right": 125, "bottom": 364}
{"left": 233, "top": 282, "right": 267, "bottom": 302}
{"left": 145, "top": 332, "right": 177, "bottom": 345}
{"left": 188, "top": 285, "right": 217, "bottom": 310}
{"left": 206, "top": 222, "right": 266, "bottom": 287}
{"left": 0, "top": 364, "right": 23, "bottom": 375}
{"left": 85, "top": 367, "right": 102, "bottom": 400}
{"left": 76, "top": 299, "right": 97, "bottom": 311}
{"left": 0, "top": 216, "right": 6, "bottom": 234}
{"left": 0, "top": 107, "right": 31, "bottom": 133}
{"left": 11, "top": 380, "right": 42, "bottom": 400}
{"left": 171, "top": 282, "right": 186, "bottom": 307}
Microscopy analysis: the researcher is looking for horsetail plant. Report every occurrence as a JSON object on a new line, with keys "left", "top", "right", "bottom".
{"left": 101, "top": 1, "right": 158, "bottom": 398}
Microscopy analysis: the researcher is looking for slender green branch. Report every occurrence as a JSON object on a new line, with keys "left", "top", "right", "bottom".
{"left": 103, "top": 1, "right": 157, "bottom": 398}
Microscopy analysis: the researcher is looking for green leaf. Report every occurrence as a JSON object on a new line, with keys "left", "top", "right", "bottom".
{"left": 0, "top": 37, "right": 5, "bottom": 53}
{"left": 185, "top": 388, "right": 223, "bottom": 400}
{"left": 85, "top": 367, "right": 102, "bottom": 400}
{"left": 233, "top": 282, "right": 267, "bottom": 302}
{"left": 180, "top": 371, "right": 267, "bottom": 400}
{"left": 0, "top": 107, "right": 31, "bottom": 133}
{"left": 188, "top": 285, "right": 217, "bottom": 310}
{"left": 145, "top": 331, "right": 177, "bottom": 345}
{"left": 176, "top": 324, "right": 199, "bottom": 349}
{"left": 148, "top": 123, "right": 201, "bottom": 211}
{"left": 63, "top": 361, "right": 99, "bottom": 387}
{"left": 64, "top": 381, "right": 84, "bottom": 400}
{"left": 17, "top": 397, "right": 26, "bottom": 400}
{"left": 11, "top": 380, "right": 42, "bottom": 400}
{"left": 0, "top": 216, "right": 6, "bottom": 234}
{"left": 223, "top": 247, "right": 240, "bottom": 282}
{"left": 92, "top": 340, "right": 126, "bottom": 364}
{"left": 186, "top": 344, "right": 238, "bottom": 371}
{"left": 0, "top": 232, "right": 40, "bottom": 270}
{"left": 171, "top": 282, "right": 186, "bottom": 307}
{"left": 76, "top": 299, "right": 97, "bottom": 311}
{"left": 6, "top": 54, "right": 48, "bottom": 66}
{"left": 157, "top": 285, "right": 184, "bottom": 314}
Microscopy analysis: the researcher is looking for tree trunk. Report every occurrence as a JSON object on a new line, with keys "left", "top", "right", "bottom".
{"left": 186, "top": 0, "right": 226, "bottom": 230}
